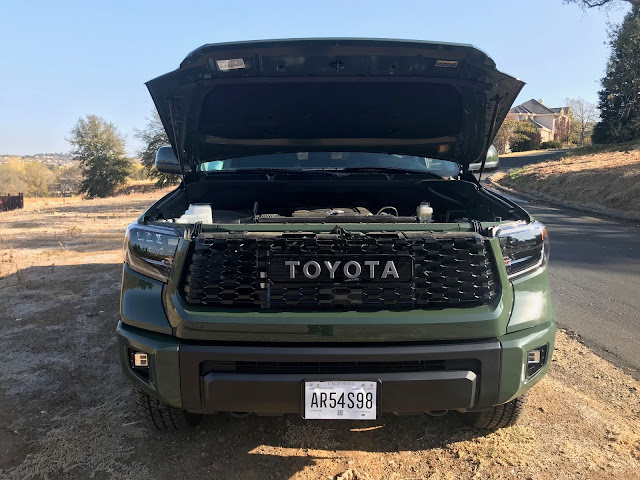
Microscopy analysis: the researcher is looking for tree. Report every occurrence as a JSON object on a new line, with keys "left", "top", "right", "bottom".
{"left": 591, "top": 6, "right": 640, "bottom": 143}
{"left": 58, "top": 165, "right": 82, "bottom": 195}
{"left": 128, "top": 162, "right": 148, "bottom": 181}
{"left": 554, "top": 113, "right": 574, "bottom": 144}
{"left": 134, "top": 112, "right": 180, "bottom": 187}
{"left": 0, "top": 158, "right": 57, "bottom": 197}
{"left": 509, "top": 121, "right": 541, "bottom": 152}
{"left": 493, "top": 119, "right": 518, "bottom": 154}
{"left": 493, "top": 119, "right": 545, "bottom": 153}
{"left": 565, "top": 97, "right": 598, "bottom": 145}
{"left": 0, "top": 157, "right": 29, "bottom": 195}
{"left": 21, "top": 161, "right": 56, "bottom": 196}
{"left": 563, "top": 0, "right": 640, "bottom": 10}
{"left": 68, "top": 115, "right": 131, "bottom": 197}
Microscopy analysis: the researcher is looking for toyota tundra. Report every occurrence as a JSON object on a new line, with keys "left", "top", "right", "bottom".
{"left": 117, "top": 38, "right": 555, "bottom": 430}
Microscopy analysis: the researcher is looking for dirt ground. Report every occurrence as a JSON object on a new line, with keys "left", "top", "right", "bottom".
{"left": 1, "top": 191, "right": 639, "bottom": 480}
{"left": 496, "top": 144, "right": 640, "bottom": 215}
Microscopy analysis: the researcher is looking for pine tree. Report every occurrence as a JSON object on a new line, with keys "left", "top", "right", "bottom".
{"left": 68, "top": 115, "right": 131, "bottom": 197}
{"left": 592, "top": 6, "right": 640, "bottom": 143}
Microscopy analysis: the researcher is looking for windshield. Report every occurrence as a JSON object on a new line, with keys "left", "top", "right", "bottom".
{"left": 199, "top": 152, "right": 460, "bottom": 177}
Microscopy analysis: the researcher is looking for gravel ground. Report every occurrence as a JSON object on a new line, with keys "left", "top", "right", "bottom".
{"left": 1, "top": 192, "right": 639, "bottom": 480}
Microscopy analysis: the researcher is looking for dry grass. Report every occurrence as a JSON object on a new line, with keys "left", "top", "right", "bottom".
{"left": 500, "top": 148, "right": 566, "bottom": 158}
{"left": 0, "top": 191, "right": 639, "bottom": 479}
{"left": 0, "top": 189, "right": 172, "bottom": 282}
{"left": 497, "top": 144, "right": 640, "bottom": 214}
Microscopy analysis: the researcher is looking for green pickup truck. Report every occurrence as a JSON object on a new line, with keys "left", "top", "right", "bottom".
{"left": 117, "top": 38, "right": 554, "bottom": 430}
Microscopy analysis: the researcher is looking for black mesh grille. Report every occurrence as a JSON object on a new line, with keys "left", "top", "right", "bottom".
{"left": 182, "top": 232, "right": 498, "bottom": 310}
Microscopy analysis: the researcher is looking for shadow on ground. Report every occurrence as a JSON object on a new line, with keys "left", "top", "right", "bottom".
{"left": 0, "top": 263, "right": 489, "bottom": 479}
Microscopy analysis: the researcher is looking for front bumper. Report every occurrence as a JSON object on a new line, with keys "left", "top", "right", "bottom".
{"left": 116, "top": 320, "right": 555, "bottom": 414}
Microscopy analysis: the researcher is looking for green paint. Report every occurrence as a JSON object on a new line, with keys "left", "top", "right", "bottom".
{"left": 116, "top": 322, "right": 182, "bottom": 408}
{"left": 498, "top": 321, "right": 556, "bottom": 403}
{"left": 120, "top": 265, "right": 172, "bottom": 335}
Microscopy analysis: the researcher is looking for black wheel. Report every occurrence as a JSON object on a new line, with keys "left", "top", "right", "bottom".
{"left": 462, "top": 393, "right": 528, "bottom": 430}
{"left": 134, "top": 387, "right": 202, "bottom": 430}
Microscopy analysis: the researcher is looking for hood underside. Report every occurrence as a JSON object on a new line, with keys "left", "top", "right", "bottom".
{"left": 146, "top": 38, "right": 524, "bottom": 169}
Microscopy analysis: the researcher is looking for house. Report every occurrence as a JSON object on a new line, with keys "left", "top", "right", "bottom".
{"left": 508, "top": 99, "right": 571, "bottom": 143}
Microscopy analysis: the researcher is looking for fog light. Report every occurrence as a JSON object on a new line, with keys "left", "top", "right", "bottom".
{"left": 128, "top": 349, "right": 151, "bottom": 381}
{"left": 526, "top": 345, "right": 548, "bottom": 378}
{"left": 527, "top": 350, "right": 541, "bottom": 364}
{"left": 133, "top": 353, "right": 148, "bottom": 367}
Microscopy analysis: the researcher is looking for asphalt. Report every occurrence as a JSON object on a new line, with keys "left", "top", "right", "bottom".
{"left": 479, "top": 150, "right": 640, "bottom": 379}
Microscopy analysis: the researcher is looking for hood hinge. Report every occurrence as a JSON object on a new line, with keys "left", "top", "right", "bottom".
{"left": 470, "top": 219, "right": 486, "bottom": 236}
{"left": 190, "top": 221, "right": 203, "bottom": 239}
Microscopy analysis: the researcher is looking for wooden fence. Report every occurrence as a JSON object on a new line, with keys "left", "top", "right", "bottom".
{"left": 0, "top": 193, "right": 24, "bottom": 212}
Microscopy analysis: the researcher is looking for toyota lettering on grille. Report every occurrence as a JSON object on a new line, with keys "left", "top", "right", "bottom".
{"left": 268, "top": 254, "right": 414, "bottom": 284}
{"left": 284, "top": 260, "right": 399, "bottom": 280}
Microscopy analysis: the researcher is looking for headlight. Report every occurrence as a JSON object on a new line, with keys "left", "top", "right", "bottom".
{"left": 494, "top": 221, "right": 549, "bottom": 278}
{"left": 124, "top": 224, "right": 181, "bottom": 282}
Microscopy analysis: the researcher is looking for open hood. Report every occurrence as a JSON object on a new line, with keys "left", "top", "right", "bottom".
{"left": 146, "top": 38, "right": 524, "bottom": 170}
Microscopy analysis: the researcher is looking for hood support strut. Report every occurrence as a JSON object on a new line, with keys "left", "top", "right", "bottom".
{"left": 168, "top": 99, "right": 190, "bottom": 203}
{"left": 477, "top": 95, "right": 502, "bottom": 183}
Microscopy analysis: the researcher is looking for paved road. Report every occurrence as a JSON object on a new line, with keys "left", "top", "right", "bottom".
{"left": 482, "top": 151, "right": 640, "bottom": 379}
{"left": 494, "top": 148, "right": 571, "bottom": 170}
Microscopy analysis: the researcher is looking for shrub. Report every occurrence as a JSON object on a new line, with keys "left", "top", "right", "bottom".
{"left": 540, "top": 141, "right": 562, "bottom": 149}
{"left": 509, "top": 121, "right": 541, "bottom": 152}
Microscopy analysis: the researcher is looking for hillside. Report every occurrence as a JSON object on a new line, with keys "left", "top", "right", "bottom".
{"left": 496, "top": 142, "right": 640, "bottom": 216}
{"left": 0, "top": 153, "right": 76, "bottom": 166}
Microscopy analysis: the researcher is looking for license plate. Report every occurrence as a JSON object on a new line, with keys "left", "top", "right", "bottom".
{"left": 304, "top": 381, "right": 377, "bottom": 420}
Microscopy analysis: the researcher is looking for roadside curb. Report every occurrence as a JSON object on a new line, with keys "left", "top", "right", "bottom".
{"left": 486, "top": 175, "right": 640, "bottom": 224}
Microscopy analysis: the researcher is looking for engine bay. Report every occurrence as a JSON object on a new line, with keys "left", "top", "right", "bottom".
{"left": 147, "top": 175, "right": 527, "bottom": 225}
{"left": 169, "top": 204, "right": 436, "bottom": 224}
{"left": 258, "top": 204, "right": 430, "bottom": 223}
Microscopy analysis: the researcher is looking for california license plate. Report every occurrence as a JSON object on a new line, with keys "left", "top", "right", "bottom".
{"left": 304, "top": 381, "right": 377, "bottom": 420}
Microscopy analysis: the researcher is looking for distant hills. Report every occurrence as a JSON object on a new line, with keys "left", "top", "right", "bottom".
{"left": 0, "top": 153, "right": 142, "bottom": 166}
{"left": 0, "top": 153, "right": 76, "bottom": 166}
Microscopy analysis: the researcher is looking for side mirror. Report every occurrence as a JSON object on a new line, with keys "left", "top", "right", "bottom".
{"left": 155, "top": 146, "right": 191, "bottom": 174}
{"left": 486, "top": 145, "right": 499, "bottom": 163}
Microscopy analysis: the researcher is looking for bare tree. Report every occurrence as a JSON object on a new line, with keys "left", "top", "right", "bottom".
{"left": 58, "top": 166, "right": 82, "bottom": 195}
{"left": 554, "top": 113, "right": 574, "bottom": 144}
{"left": 565, "top": 98, "right": 599, "bottom": 146}
{"left": 563, "top": 0, "right": 640, "bottom": 10}
{"left": 134, "top": 111, "right": 179, "bottom": 188}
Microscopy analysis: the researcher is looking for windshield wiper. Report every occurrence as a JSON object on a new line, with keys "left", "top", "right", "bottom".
{"left": 203, "top": 168, "right": 338, "bottom": 176}
{"left": 202, "top": 167, "right": 445, "bottom": 178}
{"left": 327, "top": 167, "right": 443, "bottom": 177}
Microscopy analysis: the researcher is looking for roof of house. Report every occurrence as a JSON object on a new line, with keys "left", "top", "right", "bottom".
{"left": 550, "top": 107, "right": 569, "bottom": 114}
{"left": 528, "top": 118, "right": 551, "bottom": 131}
{"left": 509, "top": 98, "right": 556, "bottom": 115}
{"left": 510, "top": 105, "right": 532, "bottom": 114}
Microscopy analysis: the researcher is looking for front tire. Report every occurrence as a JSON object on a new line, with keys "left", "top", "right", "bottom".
{"left": 134, "top": 387, "right": 202, "bottom": 430}
{"left": 462, "top": 393, "right": 528, "bottom": 430}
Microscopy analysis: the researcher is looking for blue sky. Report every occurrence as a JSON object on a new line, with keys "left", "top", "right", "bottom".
{"left": 0, "top": 0, "right": 629, "bottom": 156}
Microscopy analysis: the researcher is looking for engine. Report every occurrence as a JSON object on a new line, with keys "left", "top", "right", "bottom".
{"left": 167, "top": 203, "right": 440, "bottom": 224}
